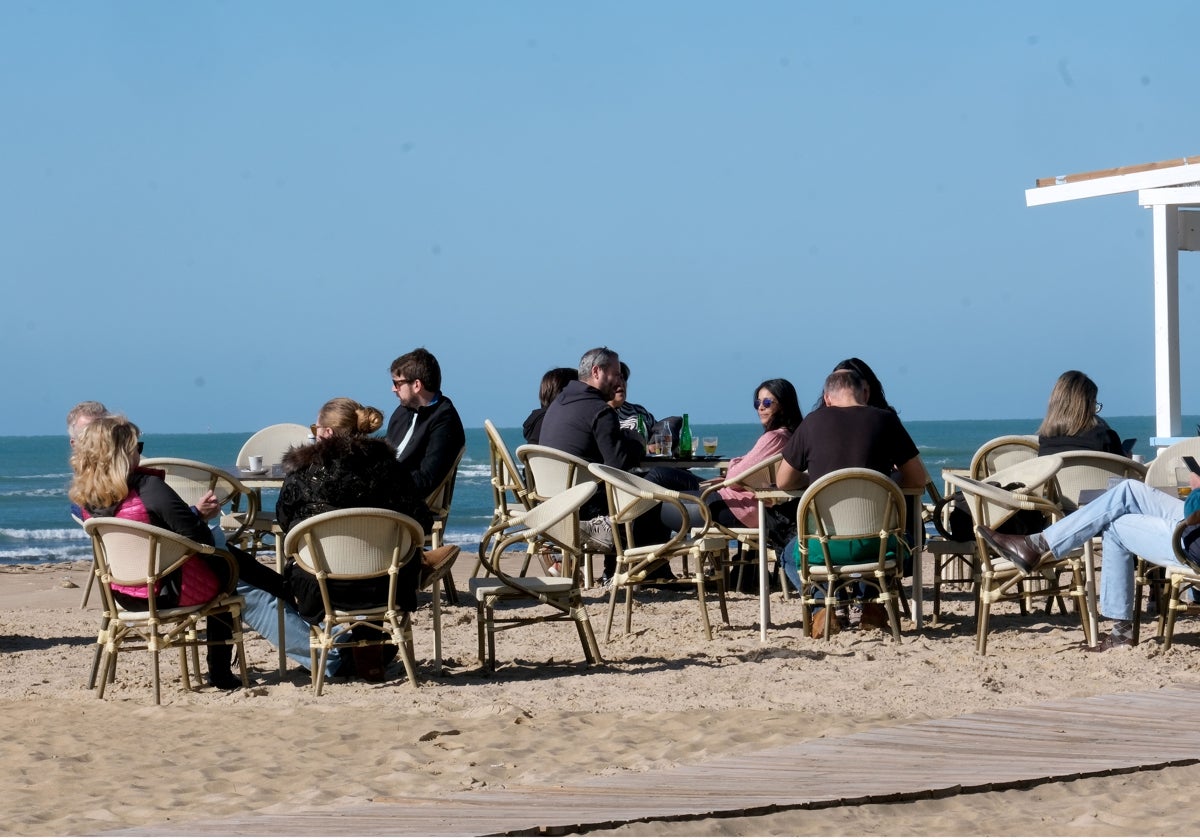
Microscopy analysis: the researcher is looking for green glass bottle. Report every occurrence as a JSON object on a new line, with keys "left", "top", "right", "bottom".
{"left": 679, "top": 413, "right": 693, "bottom": 458}
{"left": 636, "top": 413, "right": 647, "bottom": 441}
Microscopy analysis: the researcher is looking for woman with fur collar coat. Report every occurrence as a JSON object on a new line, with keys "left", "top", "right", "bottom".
{"left": 277, "top": 399, "right": 432, "bottom": 622}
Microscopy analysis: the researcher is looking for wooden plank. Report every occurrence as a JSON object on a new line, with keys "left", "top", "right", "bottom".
{"left": 1034, "top": 155, "right": 1200, "bottom": 188}
{"left": 112, "top": 684, "right": 1200, "bottom": 837}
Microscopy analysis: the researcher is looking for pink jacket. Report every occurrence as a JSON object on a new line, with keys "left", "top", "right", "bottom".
{"left": 88, "top": 492, "right": 221, "bottom": 607}
{"left": 717, "top": 427, "right": 792, "bottom": 527}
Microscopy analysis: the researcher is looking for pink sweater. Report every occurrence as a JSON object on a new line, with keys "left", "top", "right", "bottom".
{"left": 716, "top": 427, "right": 792, "bottom": 527}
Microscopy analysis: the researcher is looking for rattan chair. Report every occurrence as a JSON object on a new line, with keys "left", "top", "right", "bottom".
{"left": 1048, "top": 451, "right": 1148, "bottom": 644}
{"left": 1135, "top": 438, "right": 1200, "bottom": 632}
{"left": 970, "top": 434, "right": 1039, "bottom": 480}
{"left": 282, "top": 507, "right": 424, "bottom": 695}
{"left": 517, "top": 444, "right": 605, "bottom": 585}
{"left": 421, "top": 446, "right": 466, "bottom": 609}
{"left": 697, "top": 454, "right": 784, "bottom": 595}
{"left": 470, "top": 481, "right": 602, "bottom": 671}
{"left": 945, "top": 455, "right": 1091, "bottom": 654}
{"left": 924, "top": 476, "right": 978, "bottom": 620}
{"left": 83, "top": 517, "right": 249, "bottom": 704}
{"left": 232, "top": 423, "right": 311, "bottom": 554}
{"left": 139, "top": 457, "right": 260, "bottom": 545}
{"left": 1158, "top": 519, "right": 1200, "bottom": 650}
{"left": 587, "top": 464, "right": 730, "bottom": 641}
{"left": 235, "top": 423, "right": 310, "bottom": 469}
{"left": 793, "top": 468, "right": 907, "bottom": 642}
{"left": 474, "top": 420, "right": 534, "bottom": 575}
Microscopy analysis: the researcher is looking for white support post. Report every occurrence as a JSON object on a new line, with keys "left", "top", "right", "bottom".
{"left": 1152, "top": 203, "right": 1182, "bottom": 444}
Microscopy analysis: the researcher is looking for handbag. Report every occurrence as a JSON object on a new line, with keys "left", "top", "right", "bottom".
{"left": 932, "top": 482, "right": 1048, "bottom": 542}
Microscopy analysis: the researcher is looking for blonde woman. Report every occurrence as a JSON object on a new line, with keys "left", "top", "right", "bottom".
{"left": 1037, "top": 370, "right": 1124, "bottom": 457}
{"left": 69, "top": 416, "right": 288, "bottom": 689}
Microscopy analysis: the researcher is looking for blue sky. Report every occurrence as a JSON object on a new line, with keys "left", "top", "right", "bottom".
{"left": 4, "top": 2, "right": 1199, "bottom": 436}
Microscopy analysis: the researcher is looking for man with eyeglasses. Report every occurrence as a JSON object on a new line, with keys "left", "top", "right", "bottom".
{"left": 385, "top": 347, "right": 466, "bottom": 525}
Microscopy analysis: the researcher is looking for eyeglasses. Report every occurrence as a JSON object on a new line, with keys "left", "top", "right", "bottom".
{"left": 310, "top": 424, "right": 321, "bottom": 436}
{"left": 754, "top": 398, "right": 775, "bottom": 409}
{"left": 136, "top": 441, "right": 144, "bottom": 454}
{"left": 1095, "top": 402, "right": 1103, "bottom": 414}
{"left": 391, "top": 378, "right": 411, "bottom": 390}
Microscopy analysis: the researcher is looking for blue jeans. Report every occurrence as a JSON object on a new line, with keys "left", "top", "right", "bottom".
{"left": 1043, "top": 479, "right": 1183, "bottom": 622}
{"left": 236, "top": 584, "right": 342, "bottom": 678}
{"left": 214, "top": 525, "right": 341, "bottom": 677}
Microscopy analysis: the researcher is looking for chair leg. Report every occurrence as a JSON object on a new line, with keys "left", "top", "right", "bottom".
{"left": 486, "top": 603, "right": 498, "bottom": 672}
{"left": 441, "top": 571, "right": 460, "bottom": 606}
{"left": 1163, "top": 578, "right": 1182, "bottom": 652}
{"left": 80, "top": 555, "right": 98, "bottom": 609}
{"left": 475, "top": 600, "right": 488, "bottom": 666}
{"left": 231, "top": 604, "right": 249, "bottom": 689}
{"left": 976, "top": 598, "right": 994, "bottom": 655}
{"left": 572, "top": 605, "right": 603, "bottom": 665}
{"left": 313, "top": 635, "right": 328, "bottom": 696}
{"left": 694, "top": 575, "right": 713, "bottom": 641}
{"left": 431, "top": 578, "right": 444, "bottom": 675}
{"left": 393, "top": 617, "right": 419, "bottom": 688}
{"left": 604, "top": 580, "right": 620, "bottom": 643}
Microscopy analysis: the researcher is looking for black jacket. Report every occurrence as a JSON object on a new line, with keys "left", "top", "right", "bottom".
{"left": 385, "top": 395, "right": 466, "bottom": 502}
{"left": 538, "top": 380, "right": 643, "bottom": 470}
{"left": 1038, "top": 419, "right": 1124, "bottom": 457}
{"left": 276, "top": 434, "right": 423, "bottom": 618}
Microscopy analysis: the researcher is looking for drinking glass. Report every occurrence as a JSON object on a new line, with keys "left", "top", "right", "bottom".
{"left": 1176, "top": 466, "right": 1192, "bottom": 499}
{"left": 702, "top": 436, "right": 718, "bottom": 456}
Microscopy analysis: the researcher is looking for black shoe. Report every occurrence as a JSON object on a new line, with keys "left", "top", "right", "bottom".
{"left": 207, "top": 671, "right": 243, "bottom": 691}
{"left": 977, "top": 527, "right": 1046, "bottom": 575}
{"left": 1083, "top": 634, "right": 1134, "bottom": 653}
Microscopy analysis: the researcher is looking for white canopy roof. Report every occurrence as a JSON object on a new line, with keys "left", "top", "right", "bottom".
{"left": 1026, "top": 156, "right": 1200, "bottom": 447}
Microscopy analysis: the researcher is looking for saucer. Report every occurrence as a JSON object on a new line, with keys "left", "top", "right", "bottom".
{"left": 240, "top": 467, "right": 269, "bottom": 476}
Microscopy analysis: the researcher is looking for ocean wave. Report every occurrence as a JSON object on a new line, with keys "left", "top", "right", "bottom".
{"left": 0, "top": 528, "right": 87, "bottom": 541}
{"left": 0, "top": 472, "right": 72, "bottom": 480}
{"left": 457, "top": 464, "right": 490, "bottom": 479}
{"left": 0, "top": 488, "right": 68, "bottom": 499}
{"left": 0, "top": 547, "right": 91, "bottom": 564}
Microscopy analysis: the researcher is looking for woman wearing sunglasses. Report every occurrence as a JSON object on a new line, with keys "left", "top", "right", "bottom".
{"left": 710, "top": 379, "right": 805, "bottom": 528}
{"left": 659, "top": 378, "right": 803, "bottom": 536}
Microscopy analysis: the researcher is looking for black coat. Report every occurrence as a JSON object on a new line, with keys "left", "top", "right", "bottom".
{"left": 276, "top": 434, "right": 423, "bottom": 618}
{"left": 385, "top": 395, "right": 466, "bottom": 503}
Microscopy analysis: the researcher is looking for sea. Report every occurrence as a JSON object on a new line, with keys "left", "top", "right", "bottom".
{"left": 3, "top": 417, "right": 1193, "bottom": 567}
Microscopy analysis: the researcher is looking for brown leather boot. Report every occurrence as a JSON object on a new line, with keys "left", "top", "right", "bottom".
{"left": 419, "top": 545, "right": 460, "bottom": 589}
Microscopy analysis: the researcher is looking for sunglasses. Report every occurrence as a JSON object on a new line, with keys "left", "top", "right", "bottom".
{"left": 753, "top": 398, "right": 775, "bottom": 409}
{"left": 136, "top": 441, "right": 144, "bottom": 454}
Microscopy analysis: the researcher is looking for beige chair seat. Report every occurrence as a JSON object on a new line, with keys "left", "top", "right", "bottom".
{"left": 471, "top": 576, "right": 576, "bottom": 599}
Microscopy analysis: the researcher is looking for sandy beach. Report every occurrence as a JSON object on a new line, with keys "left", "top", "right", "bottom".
{"left": 3, "top": 553, "right": 1200, "bottom": 836}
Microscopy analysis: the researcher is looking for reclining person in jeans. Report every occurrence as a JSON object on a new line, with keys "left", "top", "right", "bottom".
{"left": 980, "top": 471, "right": 1200, "bottom": 651}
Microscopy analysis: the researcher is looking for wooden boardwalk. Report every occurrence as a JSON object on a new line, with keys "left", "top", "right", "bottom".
{"left": 117, "top": 685, "right": 1200, "bottom": 836}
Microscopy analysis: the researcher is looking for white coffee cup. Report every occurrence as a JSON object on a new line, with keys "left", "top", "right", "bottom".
{"left": 248, "top": 455, "right": 264, "bottom": 471}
